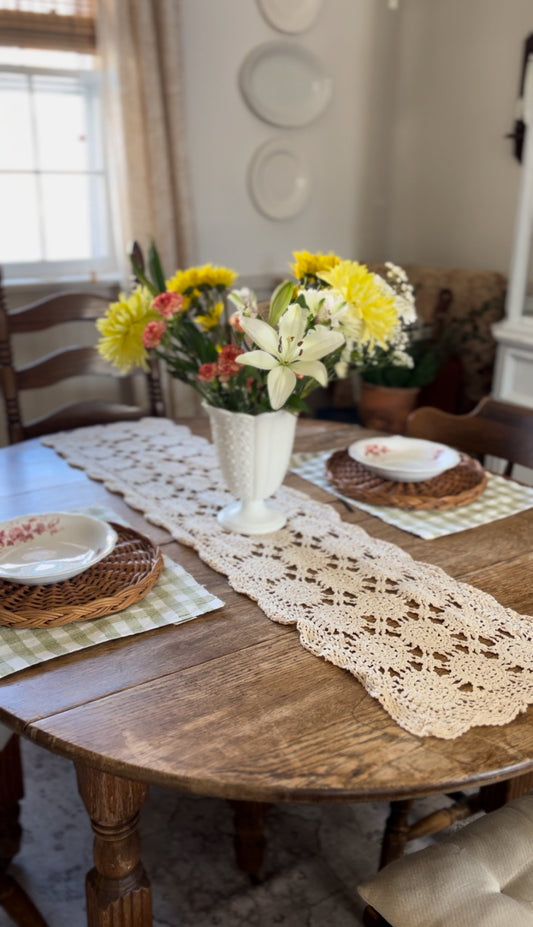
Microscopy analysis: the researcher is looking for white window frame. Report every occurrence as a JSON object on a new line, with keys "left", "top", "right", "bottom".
{"left": 0, "top": 59, "right": 117, "bottom": 285}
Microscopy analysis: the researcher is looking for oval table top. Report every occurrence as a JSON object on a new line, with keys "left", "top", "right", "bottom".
{"left": 1, "top": 417, "right": 533, "bottom": 805}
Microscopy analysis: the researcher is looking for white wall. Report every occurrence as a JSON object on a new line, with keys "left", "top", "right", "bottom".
{"left": 180, "top": 0, "right": 531, "bottom": 279}
{"left": 179, "top": 0, "right": 400, "bottom": 277}
{"left": 387, "top": 0, "right": 532, "bottom": 275}
{"left": 178, "top": 0, "right": 532, "bottom": 279}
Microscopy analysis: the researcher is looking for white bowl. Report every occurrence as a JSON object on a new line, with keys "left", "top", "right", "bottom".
{"left": 348, "top": 435, "right": 461, "bottom": 483}
{"left": 0, "top": 513, "right": 118, "bottom": 585}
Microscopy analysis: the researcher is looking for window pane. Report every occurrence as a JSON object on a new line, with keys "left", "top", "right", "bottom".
{"left": 0, "top": 48, "right": 93, "bottom": 68}
{"left": 0, "top": 71, "right": 33, "bottom": 169}
{"left": 0, "top": 1, "right": 94, "bottom": 13}
{"left": 41, "top": 172, "right": 107, "bottom": 259}
{"left": 33, "top": 73, "right": 89, "bottom": 170}
{"left": 0, "top": 173, "right": 41, "bottom": 261}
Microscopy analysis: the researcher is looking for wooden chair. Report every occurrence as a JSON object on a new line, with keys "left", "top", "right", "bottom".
{"left": 0, "top": 267, "right": 165, "bottom": 445}
{"left": 406, "top": 395, "right": 533, "bottom": 477}
{"left": 376, "top": 396, "right": 533, "bottom": 870}
{"left": 0, "top": 734, "right": 49, "bottom": 926}
{"left": 0, "top": 263, "right": 165, "bottom": 922}
{"left": 359, "top": 793, "right": 533, "bottom": 927}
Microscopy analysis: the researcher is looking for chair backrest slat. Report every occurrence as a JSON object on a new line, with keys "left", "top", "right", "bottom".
{"left": 406, "top": 396, "right": 533, "bottom": 474}
{"left": 0, "top": 267, "right": 165, "bottom": 445}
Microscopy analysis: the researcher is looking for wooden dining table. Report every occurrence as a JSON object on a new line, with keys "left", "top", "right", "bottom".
{"left": 1, "top": 416, "right": 533, "bottom": 927}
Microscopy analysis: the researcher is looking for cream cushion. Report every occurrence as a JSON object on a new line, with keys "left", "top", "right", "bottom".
{"left": 358, "top": 794, "right": 533, "bottom": 927}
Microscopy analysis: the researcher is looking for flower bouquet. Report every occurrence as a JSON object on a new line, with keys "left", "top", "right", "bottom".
{"left": 355, "top": 263, "right": 442, "bottom": 390}
{"left": 96, "top": 246, "right": 409, "bottom": 532}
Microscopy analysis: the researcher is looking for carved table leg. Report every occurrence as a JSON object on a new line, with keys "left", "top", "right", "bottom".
{"left": 379, "top": 799, "right": 413, "bottom": 868}
{"left": 229, "top": 800, "right": 271, "bottom": 883}
{"left": 0, "top": 733, "right": 49, "bottom": 926}
{"left": 0, "top": 734, "right": 23, "bottom": 869}
{"left": 75, "top": 762, "right": 152, "bottom": 927}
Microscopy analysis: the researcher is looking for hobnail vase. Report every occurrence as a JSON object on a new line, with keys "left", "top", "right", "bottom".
{"left": 204, "top": 403, "right": 297, "bottom": 535}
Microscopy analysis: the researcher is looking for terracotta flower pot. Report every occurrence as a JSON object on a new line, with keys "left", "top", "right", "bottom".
{"left": 358, "top": 380, "right": 420, "bottom": 435}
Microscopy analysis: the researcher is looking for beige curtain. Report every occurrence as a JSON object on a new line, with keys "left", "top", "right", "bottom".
{"left": 96, "top": 0, "right": 200, "bottom": 416}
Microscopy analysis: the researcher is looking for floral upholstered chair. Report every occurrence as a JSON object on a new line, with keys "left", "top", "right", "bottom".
{"left": 400, "top": 263, "right": 507, "bottom": 413}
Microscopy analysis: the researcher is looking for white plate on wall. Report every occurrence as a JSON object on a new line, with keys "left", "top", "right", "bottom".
{"left": 348, "top": 436, "right": 461, "bottom": 483}
{"left": 0, "top": 512, "right": 118, "bottom": 585}
{"left": 248, "top": 138, "right": 310, "bottom": 220}
{"left": 257, "top": 0, "right": 323, "bottom": 33}
{"left": 239, "top": 41, "right": 332, "bottom": 128}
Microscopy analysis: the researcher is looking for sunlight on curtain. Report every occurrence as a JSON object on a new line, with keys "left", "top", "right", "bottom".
{"left": 0, "top": 0, "right": 95, "bottom": 51}
{"left": 96, "top": 0, "right": 198, "bottom": 417}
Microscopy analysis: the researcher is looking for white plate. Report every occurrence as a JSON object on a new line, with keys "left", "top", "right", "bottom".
{"left": 257, "top": 0, "right": 323, "bottom": 33}
{"left": 248, "top": 138, "right": 310, "bottom": 220}
{"left": 239, "top": 41, "right": 332, "bottom": 127}
{"left": 0, "top": 513, "right": 118, "bottom": 585}
{"left": 348, "top": 436, "right": 461, "bottom": 483}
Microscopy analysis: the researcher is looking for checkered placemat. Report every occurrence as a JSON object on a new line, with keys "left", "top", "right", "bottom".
{"left": 291, "top": 451, "right": 533, "bottom": 540}
{"left": 0, "top": 507, "right": 224, "bottom": 679}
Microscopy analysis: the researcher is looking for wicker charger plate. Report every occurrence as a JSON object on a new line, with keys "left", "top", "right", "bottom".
{"left": 326, "top": 449, "right": 488, "bottom": 511}
{"left": 0, "top": 523, "right": 164, "bottom": 629}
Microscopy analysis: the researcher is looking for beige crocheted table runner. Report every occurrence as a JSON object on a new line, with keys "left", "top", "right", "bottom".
{"left": 43, "top": 418, "right": 533, "bottom": 740}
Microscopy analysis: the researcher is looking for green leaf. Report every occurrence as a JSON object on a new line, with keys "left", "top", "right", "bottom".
{"left": 148, "top": 242, "right": 167, "bottom": 294}
{"left": 268, "top": 279, "right": 294, "bottom": 327}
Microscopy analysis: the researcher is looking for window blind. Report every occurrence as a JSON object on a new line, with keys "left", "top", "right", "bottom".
{"left": 0, "top": 1, "right": 95, "bottom": 53}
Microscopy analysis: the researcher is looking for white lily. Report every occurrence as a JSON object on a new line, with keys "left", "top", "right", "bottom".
{"left": 236, "top": 304, "right": 345, "bottom": 410}
{"left": 227, "top": 286, "right": 258, "bottom": 316}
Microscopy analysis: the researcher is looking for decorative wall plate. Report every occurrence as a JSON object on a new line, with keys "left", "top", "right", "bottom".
{"left": 257, "top": 0, "right": 323, "bottom": 33}
{"left": 248, "top": 138, "right": 310, "bottom": 220}
{"left": 239, "top": 41, "right": 332, "bottom": 127}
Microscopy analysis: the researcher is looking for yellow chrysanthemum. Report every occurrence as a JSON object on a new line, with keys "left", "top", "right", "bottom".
{"left": 96, "top": 286, "right": 157, "bottom": 373}
{"left": 166, "top": 264, "right": 237, "bottom": 295}
{"left": 290, "top": 250, "right": 341, "bottom": 281}
{"left": 318, "top": 261, "right": 399, "bottom": 347}
{"left": 195, "top": 302, "right": 224, "bottom": 332}
{"left": 196, "top": 300, "right": 224, "bottom": 331}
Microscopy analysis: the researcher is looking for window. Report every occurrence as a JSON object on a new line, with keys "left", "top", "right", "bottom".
{"left": 0, "top": 1, "right": 117, "bottom": 284}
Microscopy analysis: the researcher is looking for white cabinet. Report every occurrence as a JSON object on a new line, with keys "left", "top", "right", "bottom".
{"left": 493, "top": 87, "right": 533, "bottom": 410}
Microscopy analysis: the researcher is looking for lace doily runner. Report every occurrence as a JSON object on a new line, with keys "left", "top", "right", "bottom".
{"left": 42, "top": 418, "right": 533, "bottom": 740}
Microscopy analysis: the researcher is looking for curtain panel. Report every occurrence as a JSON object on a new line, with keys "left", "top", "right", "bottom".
{"left": 96, "top": 0, "right": 198, "bottom": 416}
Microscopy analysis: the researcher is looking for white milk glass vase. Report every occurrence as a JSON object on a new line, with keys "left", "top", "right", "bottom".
{"left": 204, "top": 403, "right": 297, "bottom": 535}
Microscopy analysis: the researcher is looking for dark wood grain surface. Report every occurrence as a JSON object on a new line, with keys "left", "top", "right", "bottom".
{"left": 1, "top": 418, "right": 533, "bottom": 805}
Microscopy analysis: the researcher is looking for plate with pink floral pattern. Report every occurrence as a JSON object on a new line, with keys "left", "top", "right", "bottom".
{"left": 0, "top": 513, "right": 117, "bottom": 585}
{"left": 348, "top": 436, "right": 461, "bottom": 483}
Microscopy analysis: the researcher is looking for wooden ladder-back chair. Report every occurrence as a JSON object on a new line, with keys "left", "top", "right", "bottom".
{"left": 406, "top": 395, "right": 533, "bottom": 476}
{"left": 0, "top": 267, "right": 165, "bottom": 445}
{"left": 376, "top": 396, "right": 533, "bottom": 871}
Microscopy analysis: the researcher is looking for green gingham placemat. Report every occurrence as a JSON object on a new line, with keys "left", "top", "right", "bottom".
{"left": 290, "top": 451, "right": 533, "bottom": 540}
{"left": 0, "top": 507, "right": 224, "bottom": 679}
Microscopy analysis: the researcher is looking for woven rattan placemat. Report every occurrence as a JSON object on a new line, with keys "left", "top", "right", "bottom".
{"left": 0, "top": 523, "right": 164, "bottom": 629}
{"left": 325, "top": 449, "right": 488, "bottom": 510}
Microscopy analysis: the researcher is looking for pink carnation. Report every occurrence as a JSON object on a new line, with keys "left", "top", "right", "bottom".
{"left": 197, "top": 362, "right": 218, "bottom": 382}
{"left": 142, "top": 320, "right": 167, "bottom": 348}
{"left": 229, "top": 312, "right": 244, "bottom": 332}
{"left": 217, "top": 344, "right": 244, "bottom": 375}
{"left": 152, "top": 291, "right": 184, "bottom": 317}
